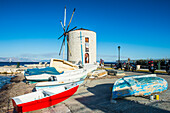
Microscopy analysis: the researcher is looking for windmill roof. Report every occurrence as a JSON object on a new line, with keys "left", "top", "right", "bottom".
{"left": 71, "top": 28, "right": 96, "bottom": 33}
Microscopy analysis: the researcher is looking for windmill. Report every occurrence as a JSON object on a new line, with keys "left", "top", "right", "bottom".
{"left": 58, "top": 6, "right": 77, "bottom": 60}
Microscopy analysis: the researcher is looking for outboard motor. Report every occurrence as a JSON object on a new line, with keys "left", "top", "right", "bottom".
{"left": 49, "top": 76, "right": 57, "bottom": 81}
{"left": 148, "top": 60, "right": 156, "bottom": 73}
{"left": 166, "top": 60, "right": 170, "bottom": 74}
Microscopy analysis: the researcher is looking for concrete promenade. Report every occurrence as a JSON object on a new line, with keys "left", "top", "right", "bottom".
{"left": 31, "top": 71, "right": 170, "bottom": 113}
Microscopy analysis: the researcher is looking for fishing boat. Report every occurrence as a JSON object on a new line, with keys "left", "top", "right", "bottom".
{"left": 112, "top": 74, "right": 168, "bottom": 100}
{"left": 83, "top": 63, "right": 98, "bottom": 73}
{"left": 35, "top": 71, "right": 87, "bottom": 90}
{"left": 24, "top": 58, "right": 79, "bottom": 76}
{"left": 25, "top": 56, "right": 97, "bottom": 74}
{"left": 25, "top": 67, "right": 62, "bottom": 75}
{"left": 12, "top": 83, "right": 79, "bottom": 112}
{"left": 50, "top": 58, "right": 79, "bottom": 73}
{"left": 25, "top": 69, "right": 85, "bottom": 81}
{"left": 35, "top": 78, "right": 84, "bottom": 90}
{"left": 88, "top": 69, "right": 107, "bottom": 78}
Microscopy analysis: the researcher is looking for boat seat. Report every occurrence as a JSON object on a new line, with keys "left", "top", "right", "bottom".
{"left": 42, "top": 86, "right": 65, "bottom": 96}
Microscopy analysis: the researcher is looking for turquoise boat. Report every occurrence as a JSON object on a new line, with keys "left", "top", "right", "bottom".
{"left": 112, "top": 74, "right": 168, "bottom": 100}
{"left": 25, "top": 67, "right": 62, "bottom": 76}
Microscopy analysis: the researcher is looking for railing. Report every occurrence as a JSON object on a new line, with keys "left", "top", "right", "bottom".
{"left": 104, "top": 63, "right": 167, "bottom": 70}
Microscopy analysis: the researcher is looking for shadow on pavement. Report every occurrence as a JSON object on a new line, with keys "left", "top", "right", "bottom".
{"left": 75, "top": 83, "right": 170, "bottom": 113}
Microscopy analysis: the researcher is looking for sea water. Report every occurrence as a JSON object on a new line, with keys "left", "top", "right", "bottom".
{"left": 0, "top": 62, "right": 50, "bottom": 67}
{"left": 0, "top": 75, "right": 13, "bottom": 89}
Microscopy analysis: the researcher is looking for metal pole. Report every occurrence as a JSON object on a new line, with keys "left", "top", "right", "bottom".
{"left": 158, "top": 61, "right": 161, "bottom": 70}
{"left": 118, "top": 46, "right": 120, "bottom": 63}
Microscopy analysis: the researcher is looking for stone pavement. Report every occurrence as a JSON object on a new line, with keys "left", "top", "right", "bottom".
{"left": 30, "top": 71, "right": 170, "bottom": 113}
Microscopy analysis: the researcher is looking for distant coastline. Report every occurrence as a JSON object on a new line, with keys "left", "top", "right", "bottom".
{"left": 0, "top": 62, "right": 50, "bottom": 67}
{"left": 0, "top": 61, "right": 116, "bottom": 67}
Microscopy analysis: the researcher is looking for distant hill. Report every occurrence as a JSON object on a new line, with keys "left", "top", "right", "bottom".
{"left": 0, "top": 57, "right": 9, "bottom": 62}
{"left": 0, "top": 57, "right": 50, "bottom": 62}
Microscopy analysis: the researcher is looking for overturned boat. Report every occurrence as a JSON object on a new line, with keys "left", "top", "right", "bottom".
{"left": 12, "top": 83, "right": 79, "bottom": 112}
{"left": 112, "top": 74, "right": 168, "bottom": 100}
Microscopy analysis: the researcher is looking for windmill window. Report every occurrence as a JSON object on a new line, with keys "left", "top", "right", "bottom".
{"left": 85, "top": 43, "right": 89, "bottom": 52}
{"left": 85, "top": 37, "right": 89, "bottom": 42}
{"left": 85, "top": 37, "right": 89, "bottom": 52}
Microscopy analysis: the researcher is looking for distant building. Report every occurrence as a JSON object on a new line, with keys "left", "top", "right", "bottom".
{"left": 67, "top": 28, "right": 96, "bottom": 64}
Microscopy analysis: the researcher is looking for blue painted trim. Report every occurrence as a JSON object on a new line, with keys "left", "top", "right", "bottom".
{"left": 80, "top": 31, "right": 84, "bottom": 65}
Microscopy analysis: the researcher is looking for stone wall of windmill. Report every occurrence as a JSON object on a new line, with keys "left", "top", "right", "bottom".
{"left": 67, "top": 28, "right": 96, "bottom": 64}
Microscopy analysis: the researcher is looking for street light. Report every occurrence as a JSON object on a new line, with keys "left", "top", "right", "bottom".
{"left": 118, "top": 46, "right": 120, "bottom": 63}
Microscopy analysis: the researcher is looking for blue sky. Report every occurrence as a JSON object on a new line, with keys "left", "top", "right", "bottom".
{"left": 0, "top": 0, "right": 170, "bottom": 61}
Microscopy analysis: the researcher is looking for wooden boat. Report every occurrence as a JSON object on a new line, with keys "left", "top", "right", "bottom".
{"left": 12, "top": 83, "right": 79, "bottom": 112}
{"left": 50, "top": 58, "right": 79, "bottom": 73}
{"left": 25, "top": 58, "right": 79, "bottom": 76}
{"left": 25, "top": 69, "right": 85, "bottom": 81}
{"left": 24, "top": 59, "right": 97, "bottom": 81}
{"left": 83, "top": 63, "right": 98, "bottom": 74}
{"left": 25, "top": 67, "right": 62, "bottom": 75}
{"left": 35, "top": 71, "right": 87, "bottom": 90}
{"left": 88, "top": 69, "right": 107, "bottom": 78}
{"left": 106, "top": 69, "right": 125, "bottom": 76}
{"left": 35, "top": 79, "right": 84, "bottom": 90}
{"left": 112, "top": 74, "right": 168, "bottom": 100}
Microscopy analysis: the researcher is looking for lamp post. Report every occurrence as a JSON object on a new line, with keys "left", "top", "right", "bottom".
{"left": 118, "top": 46, "right": 120, "bottom": 63}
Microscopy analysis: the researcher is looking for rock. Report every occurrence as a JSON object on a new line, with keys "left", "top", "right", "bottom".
{"left": 110, "top": 99, "right": 117, "bottom": 104}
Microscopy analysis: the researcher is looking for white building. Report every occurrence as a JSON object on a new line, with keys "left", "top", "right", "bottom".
{"left": 67, "top": 28, "right": 96, "bottom": 64}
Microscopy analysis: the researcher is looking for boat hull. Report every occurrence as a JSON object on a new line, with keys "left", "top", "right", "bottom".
{"left": 12, "top": 85, "right": 79, "bottom": 112}
{"left": 112, "top": 74, "right": 168, "bottom": 99}
{"left": 25, "top": 69, "right": 85, "bottom": 81}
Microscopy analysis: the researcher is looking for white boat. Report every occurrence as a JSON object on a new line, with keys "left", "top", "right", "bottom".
{"left": 83, "top": 63, "right": 98, "bottom": 73}
{"left": 88, "top": 69, "right": 107, "bottom": 78}
{"left": 35, "top": 78, "right": 85, "bottom": 90}
{"left": 50, "top": 58, "right": 79, "bottom": 73}
{"left": 25, "top": 69, "right": 85, "bottom": 81}
{"left": 25, "top": 63, "right": 98, "bottom": 81}
{"left": 25, "top": 58, "right": 79, "bottom": 75}
{"left": 12, "top": 83, "right": 79, "bottom": 112}
{"left": 24, "top": 57, "right": 98, "bottom": 81}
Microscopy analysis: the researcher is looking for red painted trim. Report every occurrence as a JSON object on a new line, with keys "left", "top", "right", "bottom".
{"left": 12, "top": 85, "right": 79, "bottom": 112}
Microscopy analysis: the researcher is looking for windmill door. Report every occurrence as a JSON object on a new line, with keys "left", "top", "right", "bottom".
{"left": 85, "top": 53, "right": 89, "bottom": 63}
